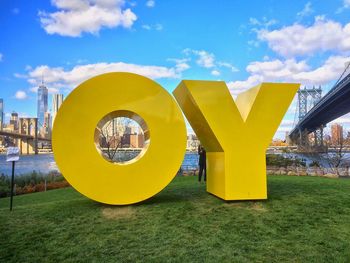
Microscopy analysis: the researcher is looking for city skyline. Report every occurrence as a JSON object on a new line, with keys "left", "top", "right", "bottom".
{"left": 1, "top": 1, "right": 350, "bottom": 138}
{"left": 0, "top": 98, "right": 3, "bottom": 130}
{"left": 37, "top": 81, "right": 48, "bottom": 134}
{"left": 52, "top": 93, "right": 64, "bottom": 125}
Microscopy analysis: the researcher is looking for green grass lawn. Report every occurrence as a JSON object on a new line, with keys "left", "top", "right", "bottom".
{"left": 1, "top": 175, "right": 350, "bottom": 263}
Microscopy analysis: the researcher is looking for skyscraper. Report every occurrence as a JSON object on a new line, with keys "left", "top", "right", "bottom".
{"left": 0, "top": 98, "right": 3, "bottom": 130}
{"left": 10, "top": 112, "right": 18, "bottom": 132}
{"left": 43, "top": 112, "right": 51, "bottom": 138}
{"left": 331, "top": 123, "right": 343, "bottom": 145}
{"left": 37, "top": 81, "right": 48, "bottom": 132}
{"left": 52, "top": 94, "right": 64, "bottom": 126}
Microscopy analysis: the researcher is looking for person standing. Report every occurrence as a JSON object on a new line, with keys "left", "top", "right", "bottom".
{"left": 198, "top": 145, "right": 206, "bottom": 183}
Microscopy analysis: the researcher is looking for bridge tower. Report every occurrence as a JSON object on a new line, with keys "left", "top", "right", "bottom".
{"left": 18, "top": 118, "right": 38, "bottom": 154}
{"left": 297, "top": 86, "right": 323, "bottom": 148}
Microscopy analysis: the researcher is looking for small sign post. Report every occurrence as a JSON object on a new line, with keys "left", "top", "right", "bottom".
{"left": 6, "top": 147, "right": 20, "bottom": 211}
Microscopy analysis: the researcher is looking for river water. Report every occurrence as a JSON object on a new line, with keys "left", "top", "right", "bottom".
{"left": 1, "top": 152, "right": 349, "bottom": 176}
{"left": 0, "top": 153, "right": 200, "bottom": 176}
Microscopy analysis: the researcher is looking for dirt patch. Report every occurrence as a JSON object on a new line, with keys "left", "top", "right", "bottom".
{"left": 248, "top": 202, "right": 267, "bottom": 212}
{"left": 101, "top": 207, "right": 135, "bottom": 220}
{"left": 223, "top": 202, "right": 244, "bottom": 208}
{"left": 223, "top": 202, "right": 267, "bottom": 212}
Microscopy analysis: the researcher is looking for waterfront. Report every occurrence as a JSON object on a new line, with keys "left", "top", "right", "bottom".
{"left": 1, "top": 152, "right": 350, "bottom": 176}
{"left": 0, "top": 153, "right": 200, "bottom": 176}
{"left": 0, "top": 154, "right": 58, "bottom": 175}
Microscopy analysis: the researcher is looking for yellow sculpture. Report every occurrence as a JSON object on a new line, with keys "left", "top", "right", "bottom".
{"left": 53, "top": 72, "right": 299, "bottom": 204}
{"left": 52, "top": 72, "right": 187, "bottom": 205}
{"left": 173, "top": 81, "right": 299, "bottom": 200}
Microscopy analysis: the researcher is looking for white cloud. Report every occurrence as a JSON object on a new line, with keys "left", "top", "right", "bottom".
{"left": 30, "top": 86, "right": 59, "bottom": 94}
{"left": 246, "top": 59, "right": 310, "bottom": 79}
{"left": 15, "top": 90, "right": 28, "bottom": 100}
{"left": 14, "top": 73, "right": 27, "bottom": 78}
{"left": 183, "top": 49, "right": 215, "bottom": 68}
{"left": 330, "top": 116, "right": 350, "bottom": 125}
{"left": 217, "top": 62, "right": 239, "bottom": 72}
{"left": 249, "top": 17, "right": 277, "bottom": 28}
{"left": 142, "top": 23, "right": 163, "bottom": 31}
{"left": 142, "top": 25, "right": 151, "bottom": 30}
{"left": 276, "top": 126, "right": 293, "bottom": 135}
{"left": 0, "top": 53, "right": 2, "bottom": 62}
{"left": 248, "top": 40, "right": 260, "bottom": 48}
{"left": 167, "top": 58, "right": 191, "bottom": 72}
{"left": 296, "top": 2, "right": 313, "bottom": 19}
{"left": 258, "top": 16, "right": 350, "bottom": 57}
{"left": 274, "top": 118, "right": 299, "bottom": 137}
{"left": 345, "top": 0, "right": 350, "bottom": 8}
{"left": 247, "top": 17, "right": 277, "bottom": 49}
{"left": 292, "top": 56, "right": 350, "bottom": 85}
{"left": 146, "top": 0, "right": 155, "bottom": 8}
{"left": 337, "top": 0, "right": 350, "bottom": 13}
{"left": 39, "top": 0, "right": 137, "bottom": 37}
{"left": 227, "top": 56, "right": 350, "bottom": 95}
{"left": 211, "top": 70, "right": 220, "bottom": 76}
{"left": 227, "top": 75, "right": 263, "bottom": 95}
{"left": 19, "top": 61, "right": 189, "bottom": 91}
{"left": 280, "top": 119, "right": 295, "bottom": 127}
{"left": 193, "top": 50, "right": 215, "bottom": 68}
{"left": 154, "top": 24, "right": 163, "bottom": 31}
{"left": 182, "top": 49, "right": 239, "bottom": 74}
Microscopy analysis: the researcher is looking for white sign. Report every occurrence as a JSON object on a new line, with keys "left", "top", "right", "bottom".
{"left": 6, "top": 147, "right": 20, "bottom": 162}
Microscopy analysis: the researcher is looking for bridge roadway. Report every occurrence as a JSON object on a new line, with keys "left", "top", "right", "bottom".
{"left": 0, "top": 131, "right": 51, "bottom": 141}
{"left": 290, "top": 71, "right": 350, "bottom": 139}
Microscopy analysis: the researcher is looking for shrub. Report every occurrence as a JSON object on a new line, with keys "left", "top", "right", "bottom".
{"left": 266, "top": 154, "right": 306, "bottom": 168}
{"left": 0, "top": 171, "right": 69, "bottom": 198}
{"left": 309, "top": 160, "right": 321, "bottom": 167}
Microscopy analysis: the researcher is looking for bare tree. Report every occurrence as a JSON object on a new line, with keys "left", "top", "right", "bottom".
{"left": 325, "top": 140, "right": 345, "bottom": 176}
{"left": 308, "top": 129, "right": 350, "bottom": 176}
{"left": 99, "top": 117, "right": 133, "bottom": 161}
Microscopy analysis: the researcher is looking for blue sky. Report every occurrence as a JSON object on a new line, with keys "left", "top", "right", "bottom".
{"left": 1, "top": 0, "right": 350, "bottom": 138}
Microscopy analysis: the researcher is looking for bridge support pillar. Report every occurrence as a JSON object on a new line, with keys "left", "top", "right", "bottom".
{"left": 19, "top": 138, "right": 28, "bottom": 155}
{"left": 34, "top": 119, "right": 38, "bottom": 155}
{"left": 314, "top": 127, "right": 324, "bottom": 147}
{"left": 18, "top": 138, "right": 36, "bottom": 155}
{"left": 299, "top": 128, "right": 309, "bottom": 148}
{"left": 28, "top": 140, "right": 35, "bottom": 154}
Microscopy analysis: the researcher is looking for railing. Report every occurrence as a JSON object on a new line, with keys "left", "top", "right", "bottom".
{"left": 267, "top": 166, "right": 350, "bottom": 177}
{"left": 179, "top": 165, "right": 350, "bottom": 177}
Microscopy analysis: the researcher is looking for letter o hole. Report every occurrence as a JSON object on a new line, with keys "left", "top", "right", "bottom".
{"left": 52, "top": 72, "right": 187, "bottom": 205}
{"left": 94, "top": 111, "right": 150, "bottom": 164}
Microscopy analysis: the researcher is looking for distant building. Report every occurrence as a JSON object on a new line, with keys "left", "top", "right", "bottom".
{"left": 130, "top": 134, "right": 144, "bottom": 148}
{"left": 52, "top": 94, "right": 64, "bottom": 126}
{"left": 130, "top": 125, "right": 140, "bottom": 135}
{"left": 187, "top": 134, "right": 200, "bottom": 151}
{"left": 0, "top": 98, "right": 3, "bottom": 130}
{"left": 331, "top": 123, "right": 343, "bottom": 145}
{"left": 285, "top": 131, "right": 292, "bottom": 145}
{"left": 324, "top": 134, "right": 332, "bottom": 145}
{"left": 37, "top": 81, "right": 48, "bottom": 132}
{"left": 124, "top": 126, "right": 132, "bottom": 135}
{"left": 44, "top": 112, "right": 51, "bottom": 137}
{"left": 308, "top": 132, "right": 315, "bottom": 144}
{"left": 121, "top": 134, "right": 131, "bottom": 147}
{"left": 10, "top": 112, "right": 19, "bottom": 132}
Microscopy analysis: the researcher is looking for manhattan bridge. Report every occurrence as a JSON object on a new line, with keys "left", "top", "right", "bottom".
{"left": 289, "top": 62, "right": 350, "bottom": 151}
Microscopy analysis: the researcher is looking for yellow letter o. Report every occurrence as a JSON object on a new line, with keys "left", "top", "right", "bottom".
{"left": 52, "top": 72, "right": 187, "bottom": 205}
